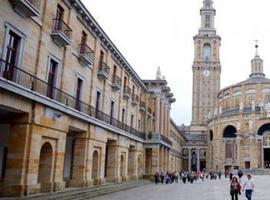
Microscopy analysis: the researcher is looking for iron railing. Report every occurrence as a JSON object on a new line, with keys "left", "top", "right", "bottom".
{"left": 0, "top": 59, "right": 144, "bottom": 139}
{"left": 52, "top": 18, "right": 72, "bottom": 39}
{"left": 79, "top": 43, "right": 94, "bottom": 60}
{"left": 98, "top": 62, "right": 110, "bottom": 74}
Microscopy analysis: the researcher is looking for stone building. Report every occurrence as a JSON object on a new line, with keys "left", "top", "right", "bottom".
{"left": 207, "top": 45, "right": 270, "bottom": 171}
{"left": 0, "top": 0, "right": 184, "bottom": 197}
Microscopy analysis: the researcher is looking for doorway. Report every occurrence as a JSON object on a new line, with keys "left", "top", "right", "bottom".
{"left": 264, "top": 148, "right": 270, "bottom": 168}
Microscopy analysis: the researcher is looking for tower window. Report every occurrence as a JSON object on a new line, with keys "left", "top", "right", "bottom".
{"left": 203, "top": 43, "right": 211, "bottom": 62}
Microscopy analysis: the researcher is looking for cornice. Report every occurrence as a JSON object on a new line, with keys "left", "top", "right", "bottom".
{"left": 67, "top": 0, "right": 147, "bottom": 92}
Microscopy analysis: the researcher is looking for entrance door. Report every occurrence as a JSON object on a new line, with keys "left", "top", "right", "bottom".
{"left": 264, "top": 148, "right": 270, "bottom": 168}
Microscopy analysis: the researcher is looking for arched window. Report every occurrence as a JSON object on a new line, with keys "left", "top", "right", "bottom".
{"left": 203, "top": 43, "right": 211, "bottom": 62}
{"left": 223, "top": 125, "right": 237, "bottom": 138}
{"left": 209, "top": 130, "right": 213, "bottom": 141}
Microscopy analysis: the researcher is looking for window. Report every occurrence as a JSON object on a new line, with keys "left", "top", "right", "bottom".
{"left": 47, "top": 59, "right": 58, "bottom": 98}
{"left": 130, "top": 114, "right": 134, "bottom": 128}
{"left": 110, "top": 101, "right": 114, "bottom": 124}
{"left": 205, "top": 15, "right": 211, "bottom": 22}
{"left": 121, "top": 108, "right": 125, "bottom": 124}
{"left": 75, "top": 78, "right": 83, "bottom": 110}
{"left": 99, "top": 51, "right": 104, "bottom": 68}
{"left": 95, "top": 91, "right": 101, "bottom": 118}
{"left": 3, "top": 31, "right": 21, "bottom": 80}
{"left": 81, "top": 31, "right": 87, "bottom": 45}
{"left": 112, "top": 65, "right": 117, "bottom": 82}
{"left": 138, "top": 119, "right": 141, "bottom": 131}
{"left": 203, "top": 43, "right": 211, "bottom": 62}
{"left": 225, "top": 141, "right": 233, "bottom": 159}
{"left": 132, "top": 85, "right": 135, "bottom": 100}
{"left": 56, "top": 4, "right": 64, "bottom": 20}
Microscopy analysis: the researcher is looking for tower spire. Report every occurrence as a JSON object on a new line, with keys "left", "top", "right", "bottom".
{"left": 250, "top": 40, "right": 265, "bottom": 78}
{"left": 200, "top": 0, "right": 216, "bottom": 32}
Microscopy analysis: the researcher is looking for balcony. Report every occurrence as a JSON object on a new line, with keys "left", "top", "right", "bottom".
{"left": 169, "top": 98, "right": 176, "bottom": 103}
{"left": 10, "top": 0, "right": 40, "bottom": 17}
{"left": 0, "top": 58, "right": 145, "bottom": 140}
{"left": 145, "top": 133, "right": 172, "bottom": 146}
{"left": 51, "top": 18, "right": 72, "bottom": 47}
{"left": 166, "top": 93, "right": 173, "bottom": 98}
{"left": 97, "top": 62, "right": 110, "bottom": 80}
{"left": 139, "top": 101, "right": 146, "bottom": 112}
{"left": 123, "top": 86, "right": 131, "bottom": 99}
{"left": 131, "top": 94, "right": 139, "bottom": 106}
{"left": 78, "top": 43, "right": 94, "bottom": 66}
{"left": 111, "top": 75, "right": 121, "bottom": 91}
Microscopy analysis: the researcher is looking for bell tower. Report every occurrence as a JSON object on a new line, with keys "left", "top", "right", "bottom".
{"left": 191, "top": 0, "right": 221, "bottom": 128}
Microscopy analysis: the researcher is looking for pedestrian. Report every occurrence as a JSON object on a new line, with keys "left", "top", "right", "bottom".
{"left": 238, "top": 169, "right": 243, "bottom": 183}
{"left": 175, "top": 171, "right": 179, "bottom": 183}
{"left": 218, "top": 170, "right": 222, "bottom": 180}
{"left": 182, "top": 171, "right": 187, "bottom": 184}
{"left": 229, "top": 171, "right": 233, "bottom": 181}
{"left": 242, "top": 174, "right": 254, "bottom": 200}
{"left": 154, "top": 172, "right": 159, "bottom": 184}
{"left": 160, "top": 172, "right": 164, "bottom": 184}
{"left": 230, "top": 177, "right": 241, "bottom": 200}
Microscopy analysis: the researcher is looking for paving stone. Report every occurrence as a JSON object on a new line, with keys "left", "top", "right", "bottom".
{"left": 91, "top": 175, "right": 270, "bottom": 200}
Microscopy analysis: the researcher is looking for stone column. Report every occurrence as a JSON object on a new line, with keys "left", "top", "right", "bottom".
{"left": 160, "top": 99, "right": 164, "bottom": 134}
{"left": 197, "top": 149, "right": 200, "bottom": 171}
{"left": 155, "top": 97, "right": 160, "bottom": 133}
{"left": 159, "top": 146, "right": 164, "bottom": 172}
{"left": 188, "top": 148, "right": 192, "bottom": 171}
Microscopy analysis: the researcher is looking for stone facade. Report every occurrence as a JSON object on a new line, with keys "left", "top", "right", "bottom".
{"left": 0, "top": 0, "right": 186, "bottom": 197}
{"left": 207, "top": 48, "right": 270, "bottom": 171}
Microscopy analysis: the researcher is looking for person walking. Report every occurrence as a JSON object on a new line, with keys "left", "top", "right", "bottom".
{"left": 160, "top": 172, "right": 164, "bottom": 184}
{"left": 154, "top": 172, "right": 159, "bottom": 184}
{"left": 242, "top": 174, "right": 254, "bottom": 200}
{"left": 230, "top": 177, "right": 241, "bottom": 200}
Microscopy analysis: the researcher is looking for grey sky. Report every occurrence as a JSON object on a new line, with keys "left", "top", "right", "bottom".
{"left": 82, "top": 0, "right": 270, "bottom": 125}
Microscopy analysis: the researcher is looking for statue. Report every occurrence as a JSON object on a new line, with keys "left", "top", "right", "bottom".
{"left": 249, "top": 120, "right": 253, "bottom": 130}
{"left": 219, "top": 106, "right": 222, "bottom": 114}
{"left": 239, "top": 102, "right": 244, "bottom": 111}
{"left": 237, "top": 122, "right": 241, "bottom": 131}
{"left": 214, "top": 107, "right": 218, "bottom": 115}
{"left": 265, "top": 103, "right": 270, "bottom": 117}
{"left": 252, "top": 100, "right": 255, "bottom": 111}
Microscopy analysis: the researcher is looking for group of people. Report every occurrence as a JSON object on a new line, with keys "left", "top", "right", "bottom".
{"left": 154, "top": 169, "right": 255, "bottom": 200}
{"left": 229, "top": 170, "right": 255, "bottom": 200}
{"left": 154, "top": 169, "right": 223, "bottom": 185}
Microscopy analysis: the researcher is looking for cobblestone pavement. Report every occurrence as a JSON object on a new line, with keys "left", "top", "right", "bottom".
{"left": 92, "top": 176, "right": 270, "bottom": 200}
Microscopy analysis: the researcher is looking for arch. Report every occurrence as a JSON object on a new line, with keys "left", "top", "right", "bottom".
{"left": 258, "top": 123, "right": 270, "bottom": 136}
{"left": 203, "top": 43, "right": 211, "bottom": 62}
{"left": 92, "top": 150, "right": 99, "bottom": 179}
{"left": 38, "top": 142, "right": 53, "bottom": 185}
{"left": 120, "top": 154, "right": 125, "bottom": 178}
{"left": 209, "top": 130, "right": 213, "bottom": 141}
{"left": 223, "top": 125, "right": 237, "bottom": 138}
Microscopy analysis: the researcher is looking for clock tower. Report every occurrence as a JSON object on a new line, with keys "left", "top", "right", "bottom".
{"left": 191, "top": 0, "right": 221, "bottom": 128}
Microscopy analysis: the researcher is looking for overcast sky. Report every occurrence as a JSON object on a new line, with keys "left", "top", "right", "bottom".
{"left": 82, "top": 0, "right": 270, "bottom": 125}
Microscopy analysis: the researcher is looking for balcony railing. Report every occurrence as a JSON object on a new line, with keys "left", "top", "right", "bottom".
{"left": 112, "top": 75, "right": 121, "bottom": 91}
{"left": 0, "top": 59, "right": 145, "bottom": 139}
{"left": 98, "top": 62, "right": 110, "bottom": 80}
{"left": 123, "top": 86, "right": 131, "bottom": 99}
{"left": 10, "top": 0, "right": 40, "bottom": 17}
{"left": 78, "top": 43, "right": 94, "bottom": 66}
{"left": 161, "top": 134, "right": 173, "bottom": 146}
{"left": 139, "top": 101, "right": 146, "bottom": 111}
{"left": 51, "top": 18, "right": 72, "bottom": 46}
{"left": 132, "top": 94, "right": 139, "bottom": 106}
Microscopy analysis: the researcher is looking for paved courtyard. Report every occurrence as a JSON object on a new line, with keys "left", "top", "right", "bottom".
{"left": 92, "top": 176, "right": 270, "bottom": 200}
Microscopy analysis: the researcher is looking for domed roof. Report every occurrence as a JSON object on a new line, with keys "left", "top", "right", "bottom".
{"left": 237, "top": 76, "right": 270, "bottom": 85}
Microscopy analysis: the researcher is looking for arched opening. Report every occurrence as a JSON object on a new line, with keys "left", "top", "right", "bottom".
{"left": 223, "top": 125, "right": 237, "bottom": 138}
{"left": 203, "top": 43, "right": 211, "bottom": 62}
{"left": 209, "top": 130, "right": 213, "bottom": 141}
{"left": 38, "top": 142, "right": 53, "bottom": 192}
{"left": 257, "top": 124, "right": 270, "bottom": 168}
{"left": 92, "top": 150, "right": 99, "bottom": 180}
{"left": 120, "top": 154, "right": 125, "bottom": 179}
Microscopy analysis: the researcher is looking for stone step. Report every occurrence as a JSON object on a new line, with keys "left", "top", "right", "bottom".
{"left": 15, "top": 180, "right": 151, "bottom": 200}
